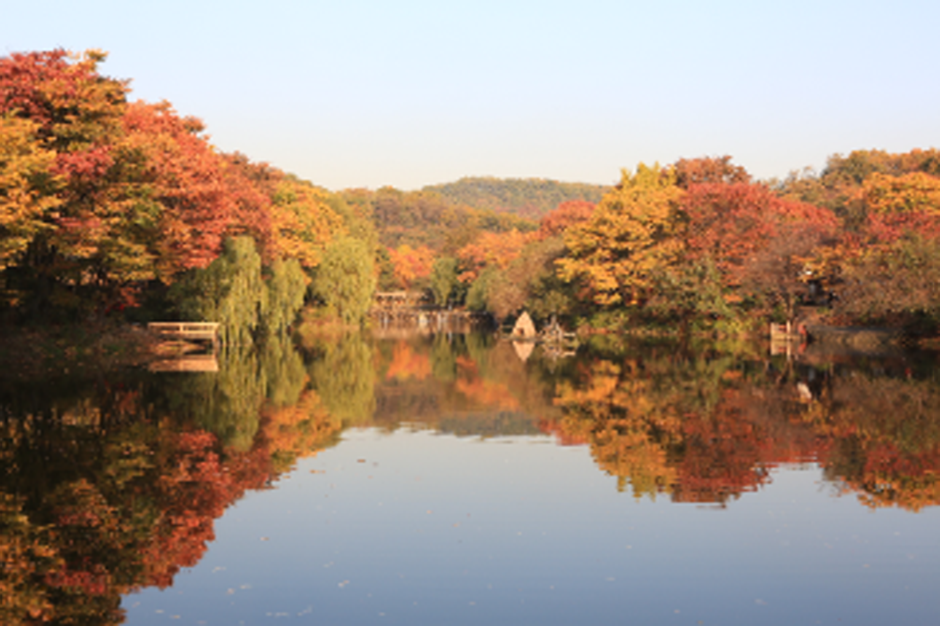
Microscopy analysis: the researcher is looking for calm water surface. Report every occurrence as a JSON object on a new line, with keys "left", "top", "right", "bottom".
{"left": 2, "top": 332, "right": 939, "bottom": 625}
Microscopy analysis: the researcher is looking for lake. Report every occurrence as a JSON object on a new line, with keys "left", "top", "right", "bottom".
{"left": 2, "top": 331, "right": 939, "bottom": 625}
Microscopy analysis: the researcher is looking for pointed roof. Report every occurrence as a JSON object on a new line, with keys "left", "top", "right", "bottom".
{"left": 511, "top": 311, "right": 536, "bottom": 339}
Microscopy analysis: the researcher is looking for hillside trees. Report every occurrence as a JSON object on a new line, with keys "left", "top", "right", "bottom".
{"left": 860, "top": 171, "right": 940, "bottom": 244}
{"left": 353, "top": 185, "right": 536, "bottom": 254}
{"left": 423, "top": 176, "right": 608, "bottom": 220}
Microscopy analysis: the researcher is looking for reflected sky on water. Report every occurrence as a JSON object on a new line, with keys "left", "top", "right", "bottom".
{"left": 123, "top": 425, "right": 940, "bottom": 626}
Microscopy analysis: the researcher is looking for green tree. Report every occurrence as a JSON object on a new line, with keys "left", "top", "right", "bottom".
{"left": 647, "top": 257, "right": 734, "bottom": 327}
{"left": 429, "top": 256, "right": 459, "bottom": 307}
{"left": 313, "top": 237, "right": 376, "bottom": 324}
{"left": 169, "top": 236, "right": 265, "bottom": 346}
{"left": 466, "top": 266, "right": 498, "bottom": 312}
{"left": 262, "top": 256, "right": 307, "bottom": 336}
{"left": 835, "top": 234, "right": 940, "bottom": 331}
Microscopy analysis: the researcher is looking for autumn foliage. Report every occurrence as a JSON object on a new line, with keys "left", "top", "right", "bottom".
{"left": 0, "top": 49, "right": 346, "bottom": 319}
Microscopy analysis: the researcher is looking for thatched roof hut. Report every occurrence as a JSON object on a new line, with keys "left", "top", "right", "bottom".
{"left": 511, "top": 311, "right": 537, "bottom": 340}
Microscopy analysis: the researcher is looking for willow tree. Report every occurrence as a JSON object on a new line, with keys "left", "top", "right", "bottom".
{"left": 169, "top": 236, "right": 265, "bottom": 346}
{"left": 263, "top": 256, "right": 307, "bottom": 335}
{"left": 313, "top": 236, "right": 376, "bottom": 325}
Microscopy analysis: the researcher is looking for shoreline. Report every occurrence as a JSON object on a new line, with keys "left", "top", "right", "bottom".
{"left": 0, "top": 321, "right": 159, "bottom": 381}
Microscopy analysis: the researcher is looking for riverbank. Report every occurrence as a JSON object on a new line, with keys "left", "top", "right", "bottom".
{"left": 0, "top": 321, "right": 158, "bottom": 380}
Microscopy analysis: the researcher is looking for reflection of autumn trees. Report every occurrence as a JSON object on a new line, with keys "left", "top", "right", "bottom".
{"left": 803, "top": 368, "right": 940, "bottom": 512}
{"left": 263, "top": 390, "right": 342, "bottom": 474}
{"left": 0, "top": 492, "right": 60, "bottom": 624}
{"left": 0, "top": 336, "right": 343, "bottom": 624}
{"left": 0, "top": 407, "right": 271, "bottom": 625}
{"left": 550, "top": 357, "right": 685, "bottom": 498}
{"left": 371, "top": 334, "right": 562, "bottom": 433}
{"left": 3, "top": 333, "right": 939, "bottom": 624}
{"left": 384, "top": 341, "right": 432, "bottom": 382}
{"left": 544, "top": 341, "right": 940, "bottom": 511}
{"left": 547, "top": 346, "right": 820, "bottom": 503}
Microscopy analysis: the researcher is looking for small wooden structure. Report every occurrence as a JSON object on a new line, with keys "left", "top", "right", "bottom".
{"left": 769, "top": 322, "right": 803, "bottom": 357}
{"left": 147, "top": 322, "right": 220, "bottom": 347}
{"left": 505, "top": 312, "right": 578, "bottom": 361}
{"left": 511, "top": 311, "right": 537, "bottom": 340}
{"left": 374, "top": 291, "right": 417, "bottom": 307}
{"left": 541, "top": 316, "right": 577, "bottom": 345}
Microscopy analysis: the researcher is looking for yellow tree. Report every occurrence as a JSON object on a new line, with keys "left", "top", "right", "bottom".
{"left": 0, "top": 115, "right": 59, "bottom": 270}
{"left": 558, "top": 164, "right": 684, "bottom": 306}
{"left": 859, "top": 171, "right": 940, "bottom": 244}
{"left": 269, "top": 177, "right": 345, "bottom": 269}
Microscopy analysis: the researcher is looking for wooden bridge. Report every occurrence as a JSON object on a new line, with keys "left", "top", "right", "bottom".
{"left": 370, "top": 291, "right": 492, "bottom": 334}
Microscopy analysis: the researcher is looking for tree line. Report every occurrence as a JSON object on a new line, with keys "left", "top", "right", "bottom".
{"left": 384, "top": 153, "right": 940, "bottom": 337}
{"left": 0, "top": 49, "right": 377, "bottom": 339}
{"left": 3, "top": 49, "right": 940, "bottom": 337}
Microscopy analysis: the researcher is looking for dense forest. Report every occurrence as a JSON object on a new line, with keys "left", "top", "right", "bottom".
{"left": 2, "top": 49, "right": 940, "bottom": 339}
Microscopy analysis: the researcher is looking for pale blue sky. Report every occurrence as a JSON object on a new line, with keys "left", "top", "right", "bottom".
{"left": 3, "top": 0, "right": 938, "bottom": 190}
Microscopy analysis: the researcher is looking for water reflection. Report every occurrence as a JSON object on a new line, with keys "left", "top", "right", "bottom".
{"left": 1, "top": 332, "right": 939, "bottom": 623}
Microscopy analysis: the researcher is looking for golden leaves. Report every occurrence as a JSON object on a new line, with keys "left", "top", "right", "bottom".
{"left": 559, "top": 163, "right": 684, "bottom": 305}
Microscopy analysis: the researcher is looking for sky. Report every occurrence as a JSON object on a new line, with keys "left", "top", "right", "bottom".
{"left": 3, "top": 0, "right": 939, "bottom": 191}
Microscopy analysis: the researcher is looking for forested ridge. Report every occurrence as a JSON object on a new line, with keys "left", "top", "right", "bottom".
{"left": 2, "top": 48, "right": 940, "bottom": 338}
{"left": 423, "top": 176, "right": 609, "bottom": 220}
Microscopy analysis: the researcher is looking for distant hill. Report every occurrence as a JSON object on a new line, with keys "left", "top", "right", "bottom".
{"left": 340, "top": 187, "right": 538, "bottom": 254}
{"left": 423, "top": 177, "right": 610, "bottom": 220}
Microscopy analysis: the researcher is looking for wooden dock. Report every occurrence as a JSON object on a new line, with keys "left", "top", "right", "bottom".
{"left": 147, "top": 322, "right": 220, "bottom": 346}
